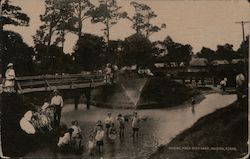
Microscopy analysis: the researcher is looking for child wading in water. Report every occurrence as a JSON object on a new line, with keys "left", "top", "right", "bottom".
{"left": 131, "top": 112, "right": 140, "bottom": 137}
{"left": 95, "top": 125, "right": 105, "bottom": 154}
{"left": 108, "top": 123, "right": 118, "bottom": 142}
{"left": 117, "top": 114, "right": 125, "bottom": 137}
{"left": 104, "top": 112, "right": 114, "bottom": 134}
{"left": 86, "top": 135, "right": 95, "bottom": 156}
{"left": 191, "top": 96, "right": 196, "bottom": 114}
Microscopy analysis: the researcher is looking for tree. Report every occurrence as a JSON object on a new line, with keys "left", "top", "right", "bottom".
{"left": 1, "top": 0, "right": 30, "bottom": 29}
{"left": 216, "top": 43, "right": 238, "bottom": 62}
{"left": 237, "top": 35, "right": 249, "bottom": 59}
{"left": 73, "top": 33, "right": 106, "bottom": 71}
{"left": 53, "top": 0, "right": 77, "bottom": 51}
{"left": 197, "top": 47, "right": 216, "bottom": 62}
{"left": 33, "top": 0, "right": 76, "bottom": 51}
{"left": 33, "top": 0, "right": 59, "bottom": 47}
{"left": 121, "top": 33, "right": 153, "bottom": 68}
{"left": 2, "top": 31, "right": 36, "bottom": 76}
{"left": 152, "top": 41, "right": 168, "bottom": 62}
{"left": 91, "top": 0, "right": 127, "bottom": 62}
{"left": 162, "top": 36, "right": 192, "bottom": 64}
{"left": 1, "top": 0, "right": 30, "bottom": 75}
{"left": 34, "top": 44, "right": 74, "bottom": 74}
{"left": 71, "top": 0, "right": 94, "bottom": 40}
{"left": 128, "top": 1, "right": 166, "bottom": 38}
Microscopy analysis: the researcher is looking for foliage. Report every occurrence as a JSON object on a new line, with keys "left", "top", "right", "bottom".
{"left": 237, "top": 35, "right": 249, "bottom": 58}
{"left": 197, "top": 47, "right": 216, "bottom": 62}
{"left": 121, "top": 33, "right": 153, "bottom": 67}
{"left": 71, "top": 0, "right": 94, "bottom": 39}
{"left": 1, "top": 0, "right": 30, "bottom": 28}
{"left": 34, "top": 44, "right": 74, "bottom": 74}
{"left": 215, "top": 43, "right": 238, "bottom": 62}
{"left": 2, "top": 30, "right": 36, "bottom": 76}
{"left": 73, "top": 33, "right": 106, "bottom": 71}
{"left": 33, "top": 0, "right": 77, "bottom": 49}
{"left": 198, "top": 43, "right": 242, "bottom": 62}
{"left": 91, "top": 0, "right": 127, "bottom": 62}
{"left": 155, "top": 36, "right": 192, "bottom": 64}
{"left": 128, "top": 1, "right": 166, "bottom": 37}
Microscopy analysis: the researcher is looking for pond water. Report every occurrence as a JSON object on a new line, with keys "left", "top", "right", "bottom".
{"left": 24, "top": 93, "right": 236, "bottom": 159}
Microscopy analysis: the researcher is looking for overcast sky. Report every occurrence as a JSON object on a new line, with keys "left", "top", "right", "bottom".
{"left": 4, "top": 0, "right": 250, "bottom": 53}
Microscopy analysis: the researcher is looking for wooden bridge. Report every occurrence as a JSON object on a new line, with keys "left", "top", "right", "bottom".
{"left": 14, "top": 72, "right": 107, "bottom": 94}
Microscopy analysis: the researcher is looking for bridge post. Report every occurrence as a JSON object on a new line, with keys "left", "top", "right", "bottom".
{"left": 74, "top": 94, "right": 80, "bottom": 110}
{"left": 86, "top": 88, "right": 91, "bottom": 110}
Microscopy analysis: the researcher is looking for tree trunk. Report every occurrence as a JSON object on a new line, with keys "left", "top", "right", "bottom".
{"left": 77, "top": 1, "right": 83, "bottom": 40}
{"left": 61, "top": 30, "right": 65, "bottom": 52}
{"left": 78, "top": 20, "right": 82, "bottom": 40}
{"left": 45, "top": 22, "right": 53, "bottom": 71}
{"left": 106, "top": 18, "right": 110, "bottom": 63}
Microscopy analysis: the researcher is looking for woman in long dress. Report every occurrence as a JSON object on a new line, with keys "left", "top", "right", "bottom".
{"left": 3, "top": 63, "right": 15, "bottom": 93}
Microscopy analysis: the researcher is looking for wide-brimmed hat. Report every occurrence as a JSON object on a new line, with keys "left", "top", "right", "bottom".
{"left": 7, "top": 63, "right": 13, "bottom": 68}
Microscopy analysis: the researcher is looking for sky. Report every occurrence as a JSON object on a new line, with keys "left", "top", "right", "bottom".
{"left": 4, "top": 0, "right": 250, "bottom": 54}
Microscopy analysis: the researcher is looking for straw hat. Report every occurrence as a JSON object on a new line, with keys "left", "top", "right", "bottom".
{"left": 7, "top": 63, "right": 13, "bottom": 68}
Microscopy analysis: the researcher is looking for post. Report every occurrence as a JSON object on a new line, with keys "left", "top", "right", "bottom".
{"left": 86, "top": 80, "right": 92, "bottom": 110}
{"left": 74, "top": 94, "right": 79, "bottom": 109}
{"left": 86, "top": 88, "right": 91, "bottom": 110}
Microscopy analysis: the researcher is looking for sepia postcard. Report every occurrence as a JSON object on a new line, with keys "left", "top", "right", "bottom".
{"left": 0, "top": 0, "right": 249, "bottom": 158}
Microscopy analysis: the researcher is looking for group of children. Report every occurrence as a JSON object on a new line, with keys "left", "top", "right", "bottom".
{"left": 83, "top": 112, "right": 140, "bottom": 156}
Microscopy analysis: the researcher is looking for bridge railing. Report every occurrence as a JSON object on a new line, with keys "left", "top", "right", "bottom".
{"left": 15, "top": 73, "right": 107, "bottom": 93}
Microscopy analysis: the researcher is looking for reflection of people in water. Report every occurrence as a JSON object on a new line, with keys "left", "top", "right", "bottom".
{"left": 191, "top": 97, "right": 196, "bottom": 114}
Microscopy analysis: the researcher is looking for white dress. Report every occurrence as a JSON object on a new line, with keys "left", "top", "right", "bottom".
{"left": 4, "top": 69, "right": 15, "bottom": 87}
{"left": 19, "top": 111, "right": 36, "bottom": 134}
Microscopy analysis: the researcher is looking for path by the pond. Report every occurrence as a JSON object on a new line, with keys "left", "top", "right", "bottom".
{"left": 24, "top": 93, "right": 236, "bottom": 159}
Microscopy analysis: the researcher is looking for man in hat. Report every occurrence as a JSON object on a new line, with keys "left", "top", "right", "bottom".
{"left": 3, "top": 63, "right": 15, "bottom": 93}
{"left": 51, "top": 90, "right": 63, "bottom": 126}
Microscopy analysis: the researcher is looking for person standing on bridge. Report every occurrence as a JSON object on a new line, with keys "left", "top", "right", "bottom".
{"left": 105, "top": 63, "right": 112, "bottom": 84}
{"left": 51, "top": 90, "right": 64, "bottom": 127}
{"left": 3, "top": 63, "right": 16, "bottom": 93}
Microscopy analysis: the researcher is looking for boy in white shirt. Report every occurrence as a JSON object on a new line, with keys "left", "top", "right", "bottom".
{"left": 57, "top": 128, "right": 74, "bottom": 148}
{"left": 71, "top": 120, "right": 82, "bottom": 138}
{"left": 51, "top": 90, "right": 63, "bottom": 126}
{"left": 132, "top": 112, "right": 140, "bottom": 137}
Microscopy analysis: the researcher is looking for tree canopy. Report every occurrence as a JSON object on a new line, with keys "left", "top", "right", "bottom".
{"left": 2, "top": 30, "right": 36, "bottom": 75}
{"left": 73, "top": 33, "right": 106, "bottom": 71}
{"left": 1, "top": 0, "right": 30, "bottom": 28}
{"left": 121, "top": 33, "right": 153, "bottom": 67}
{"left": 128, "top": 1, "right": 166, "bottom": 37}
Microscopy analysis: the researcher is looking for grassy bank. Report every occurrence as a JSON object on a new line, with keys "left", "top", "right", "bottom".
{"left": 149, "top": 97, "right": 248, "bottom": 159}
{"left": 137, "top": 78, "right": 200, "bottom": 108}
